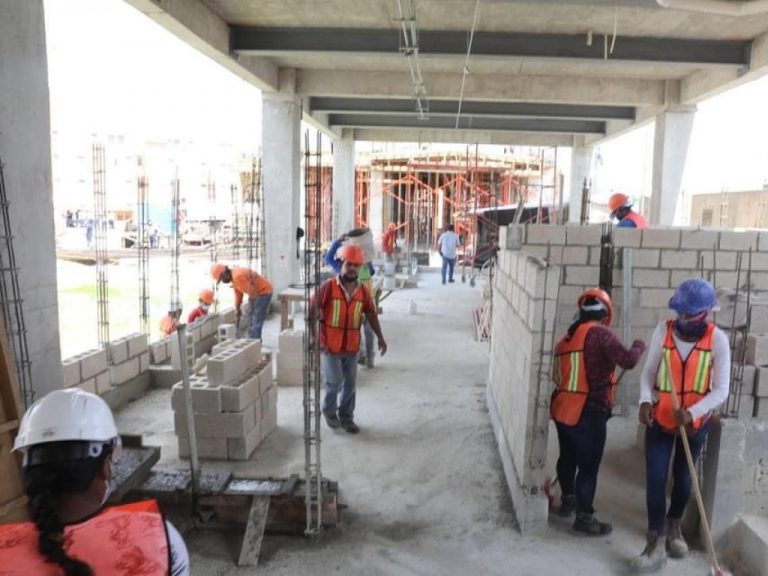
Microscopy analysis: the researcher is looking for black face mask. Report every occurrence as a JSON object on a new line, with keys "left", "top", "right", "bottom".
{"left": 674, "top": 311, "right": 708, "bottom": 340}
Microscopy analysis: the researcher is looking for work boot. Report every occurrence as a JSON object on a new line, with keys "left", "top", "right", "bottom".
{"left": 572, "top": 512, "right": 612, "bottom": 536}
{"left": 366, "top": 356, "right": 374, "bottom": 369}
{"left": 358, "top": 355, "right": 366, "bottom": 366}
{"left": 666, "top": 518, "right": 688, "bottom": 559}
{"left": 558, "top": 494, "right": 577, "bottom": 517}
{"left": 630, "top": 531, "right": 667, "bottom": 573}
{"left": 323, "top": 412, "right": 341, "bottom": 429}
{"left": 340, "top": 419, "right": 360, "bottom": 434}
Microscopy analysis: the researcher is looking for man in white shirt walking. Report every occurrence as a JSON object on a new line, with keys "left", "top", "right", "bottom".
{"left": 437, "top": 224, "right": 460, "bottom": 285}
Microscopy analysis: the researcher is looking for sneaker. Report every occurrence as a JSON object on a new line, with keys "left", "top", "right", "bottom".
{"left": 558, "top": 494, "right": 577, "bottom": 517}
{"left": 449, "top": 278, "right": 455, "bottom": 283}
{"left": 340, "top": 420, "right": 360, "bottom": 434}
{"left": 323, "top": 412, "right": 341, "bottom": 429}
{"left": 666, "top": 518, "right": 688, "bottom": 559}
{"left": 630, "top": 531, "right": 667, "bottom": 573}
{"left": 572, "top": 513, "right": 612, "bottom": 536}
{"left": 357, "top": 355, "right": 366, "bottom": 366}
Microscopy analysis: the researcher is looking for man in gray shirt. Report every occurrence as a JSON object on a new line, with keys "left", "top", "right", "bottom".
{"left": 437, "top": 224, "right": 461, "bottom": 285}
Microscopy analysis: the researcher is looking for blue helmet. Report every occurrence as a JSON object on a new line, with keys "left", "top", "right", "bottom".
{"left": 668, "top": 278, "right": 718, "bottom": 315}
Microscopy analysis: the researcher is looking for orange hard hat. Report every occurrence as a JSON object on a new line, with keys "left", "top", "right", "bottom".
{"left": 577, "top": 288, "right": 613, "bottom": 326}
{"left": 608, "top": 193, "right": 631, "bottom": 217}
{"left": 210, "top": 263, "right": 226, "bottom": 282}
{"left": 339, "top": 244, "right": 365, "bottom": 265}
{"left": 387, "top": 222, "right": 397, "bottom": 231}
{"left": 199, "top": 288, "right": 214, "bottom": 305}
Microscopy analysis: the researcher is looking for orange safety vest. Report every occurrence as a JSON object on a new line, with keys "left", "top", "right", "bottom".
{"left": 0, "top": 499, "right": 170, "bottom": 576}
{"left": 622, "top": 211, "right": 648, "bottom": 229}
{"left": 653, "top": 320, "right": 714, "bottom": 433}
{"left": 320, "top": 279, "right": 366, "bottom": 354}
{"left": 160, "top": 315, "right": 178, "bottom": 336}
{"left": 551, "top": 322, "right": 617, "bottom": 425}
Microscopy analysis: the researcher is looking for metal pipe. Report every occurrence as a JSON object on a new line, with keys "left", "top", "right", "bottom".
{"left": 455, "top": 0, "right": 482, "bottom": 129}
{"left": 658, "top": 0, "right": 768, "bottom": 15}
{"left": 621, "top": 247, "right": 633, "bottom": 417}
{"left": 178, "top": 324, "right": 200, "bottom": 507}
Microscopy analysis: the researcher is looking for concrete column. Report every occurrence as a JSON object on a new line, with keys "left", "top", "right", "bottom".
{"left": 649, "top": 108, "right": 695, "bottom": 226}
{"left": 332, "top": 129, "right": 355, "bottom": 236}
{"left": 368, "top": 170, "right": 384, "bottom": 255}
{"left": 0, "top": 0, "right": 62, "bottom": 401}
{"left": 262, "top": 88, "right": 301, "bottom": 295}
{"left": 568, "top": 144, "right": 593, "bottom": 224}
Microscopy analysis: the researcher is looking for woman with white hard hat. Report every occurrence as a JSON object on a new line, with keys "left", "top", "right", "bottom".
{"left": 0, "top": 388, "right": 189, "bottom": 575}
{"left": 631, "top": 278, "right": 730, "bottom": 573}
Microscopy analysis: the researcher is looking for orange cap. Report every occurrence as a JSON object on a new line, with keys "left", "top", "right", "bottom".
{"left": 199, "top": 289, "right": 214, "bottom": 305}
{"left": 210, "top": 263, "right": 226, "bottom": 281}
{"left": 577, "top": 288, "right": 613, "bottom": 326}
{"left": 387, "top": 222, "right": 397, "bottom": 231}
{"left": 608, "top": 193, "right": 631, "bottom": 216}
{"left": 339, "top": 244, "right": 365, "bottom": 265}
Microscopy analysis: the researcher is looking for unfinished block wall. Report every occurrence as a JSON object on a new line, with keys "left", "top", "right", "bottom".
{"left": 277, "top": 329, "right": 304, "bottom": 387}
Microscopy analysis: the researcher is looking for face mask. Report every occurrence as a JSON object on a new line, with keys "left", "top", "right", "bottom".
{"left": 674, "top": 311, "right": 708, "bottom": 339}
{"left": 201, "top": 304, "right": 209, "bottom": 312}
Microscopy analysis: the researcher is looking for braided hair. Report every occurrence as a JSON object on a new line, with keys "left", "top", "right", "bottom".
{"left": 567, "top": 296, "right": 609, "bottom": 337}
{"left": 23, "top": 441, "right": 111, "bottom": 576}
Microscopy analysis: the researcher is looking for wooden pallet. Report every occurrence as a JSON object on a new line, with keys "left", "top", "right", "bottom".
{"left": 473, "top": 300, "right": 492, "bottom": 342}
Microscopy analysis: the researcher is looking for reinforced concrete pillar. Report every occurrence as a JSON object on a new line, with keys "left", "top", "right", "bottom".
{"left": 333, "top": 130, "right": 355, "bottom": 236}
{"left": 568, "top": 144, "right": 593, "bottom": 224}
{"left": 368, "top": 170, "right": 384, "bottom": 255}
{"left": 0, "top": 0, "right": 62, "bottom": 400}
{"left": 649, "top": 108, "right": 695, "bottom": 226}
{"left": 262, "top": 82, "right": 301, "bottom": 295}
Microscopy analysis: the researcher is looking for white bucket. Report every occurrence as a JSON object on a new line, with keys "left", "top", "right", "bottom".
{"left": 383, "top": 261, "right": 396, "bottom": 275}
{"left": 383, "top": 276, "right": 396, "bottom": 290}
{"left": 345, "top": 227, "right": 375, "bottom": 261}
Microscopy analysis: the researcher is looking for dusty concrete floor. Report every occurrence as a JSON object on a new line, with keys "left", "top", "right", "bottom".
{"left": 115, "top": 270, "right": 722, "bottom": 576}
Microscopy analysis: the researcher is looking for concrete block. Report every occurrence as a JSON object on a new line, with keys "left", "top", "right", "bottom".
{"left": 756, "top": 397, "right": 768, "bottom": 419}
{"left": 628, "top": 248, "right": 660, "bottom": 269}
{"left": 563, "top": 265, "right": 598, "bottom": 286}
{"left": 759, "top": 231, "right": 768, "bottom": 253}
{"left": 80, "top": 349, "right": 108, "bottom": 380}
{"left": 200, "top": 317, "right": 215, "bottom": 338}
{"left": 218, "top": 323, "right": 236, "bottom": 341}
{"left": 505, "top": 225, "right": 525, "bottom": 250}
{"left": 232, "top": 338, "right": 262, "bottom": 366}
{"left": 268, "top": 385, "right": 277, "bottom": 411}
{"left": 659, "top": 250, "right": 699, "bottom": 270}
{"left": 727, "top": 516, "right": 768, "bottom": 576}
{"left": 612, "top": 228, "right": 641, "bottom": 248}
{"left": 174, "top": 407, "right": 255, "bottom": 439}
{"left": 747, "top": 334, "right": 768, "bottom": 366}
{"left": 278, "top": 330, "right": 305, "bottom": 354}
{"left": 95, "top": 371, "right": 110, "bottom": 395}
{"left": 261, "top": 407, "right": 277, "bottom": 440}
{"left": 277, "top": 367, "right": 303, "bottom": 387}
{"left": 220, "top": 307, "right": 236, "bottom": 324}
{"left": 526, "top": 224, "right": 565, "bottom": 245}
{"left": 206, "top": 342, "right": 257, "bottom": 386}
{"left": 220, "top": 368, "right": 261, "bottom": 412}
{"left": 679, "top": 228, "right": 719, "bottom": 250}
{"left": 547, "top": 246, "right": 587, "bottom": 265}
{"left": 109, "top": 357, "right": 140, "bottom": 386}
{"left": 178, "top": 436, "right": 228, "bottom": 460}
{"left": 720, "top": 230, "right": 758, "bottom": 251}
{"left": 227, "top": 423, "right": 262, "bottom": 460}
{"left": 126, "top": 333, "right": 148, "bottom": 358}
{"left": 148, "top": 365, "right": 181, "bottom": 389}
{"left": 211, "top": 339, "right": 235, "bottom": 355}
{"left": 698, "top": 250, "right": 737, "bottom": 271}
{"left": 258, "top": 362, "right": 273, "bottom": 395}
{"left": 642, "top": 228, "right": 680, "bottom": 249}
{"left": 171, "top": 375, "right": 220, "bottom": 413}
{"left": 639, "top": 288, "right": 674, "bottom": 308}
{"left": 564, "top": 224, "right": 602, "bottom": 246}
{"left": 78, "top": 378, "right": 96, "bottom": 394}
{"left": 277, "top": 350, "right": 303, "bottom": 371}
{"left": 632, "top": 269, "right": 670, "bottom": 288}
{"left": 261, "top": 385, "right": 275, "bottom": 416}
{"left": 742, "top": 364, "right": 757, "bottom": 394}
{"left": 108, "top": 338, "right": 129, "bottom": 365}
{"left": 139, "top": 352, "right": 150, "bottom": 373}
{"left": 62, "top": 358, "right": 81, "bottom": 388}
{"left": 149, "top": 340, "right": 168, "bottom": 364}
{"left": 738, "top": 393, "right": 756, "bottom": 419}
{"left": 755, "top": 365, "right": 768, "bottom": 397}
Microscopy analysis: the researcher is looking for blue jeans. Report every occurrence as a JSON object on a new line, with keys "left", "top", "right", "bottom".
{"left": 645, "top": 421, "right": 710, "bottom": 533}
{"left": 322, "top": 352, "right": 358, "bottom": 422}
{"left": 359, "top": 317, "right": 375, "bottom": 360}
{"left": 555, "top": 408, "right": 608, "bottom": 515}
{"left": 441, "top": 256, "right": 455, "bottom": 283}
{"left": 249, "top": 293, "right": 272, "bottom": 339}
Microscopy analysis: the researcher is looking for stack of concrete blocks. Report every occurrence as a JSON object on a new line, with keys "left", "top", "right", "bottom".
{"left": 740, "top": 328, "right": 768, "bottom": 420}
{"left": 277, "top": 329, "right": 304, "bottom": 387}
{"left": 171, "top": 338, "right": 277, "bottom": 460}
{"left": 62, "top": 349, "right": 110, "bottom": 396}
{"left": 108, "top": 333, "right": 149, "bottom": 387}
{"left": 487, "top": 226, "right": 559, "bottom": 534}
{"left": 148, "top": 337, "right": 171, "bottom": 365}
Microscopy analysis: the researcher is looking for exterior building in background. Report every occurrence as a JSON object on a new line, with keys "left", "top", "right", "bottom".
{"left": 690, "top": 188, "right": 768, "bottom": 229}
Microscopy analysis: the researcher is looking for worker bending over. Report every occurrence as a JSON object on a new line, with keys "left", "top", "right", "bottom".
{"left": 0, "top": 388, "right": 189, "bottom": 575}
{"left": 188, "top": 288, "right": 214, "bottom": 323}
{"left": 631, "top": 278, "right": 729, "bottom": 573}
{"left": 211, "top": 263, "right": 273, "bottom": 340}
{"left": 160, "top": 307, "right": 182, "bottom": 336}
{"left": 609, "top": 193, "right": 648, "bottom": 229}
{"left": 551, "top": 288, "right": 646, "bottom": 535}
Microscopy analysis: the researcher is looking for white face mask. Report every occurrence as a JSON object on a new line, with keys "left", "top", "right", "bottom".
{"left": 201, "top": 304, "right": 210, "bottom": 312}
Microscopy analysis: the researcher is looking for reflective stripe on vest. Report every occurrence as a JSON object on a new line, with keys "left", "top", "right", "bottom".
{"left": 653, "top": 320, "right": 715, "bottom": 433}
{"left": 0, "top": 499, "right": 170, "bottom": 576}
{"left": 321, "top": 279, "right": 366, "bottom": 354}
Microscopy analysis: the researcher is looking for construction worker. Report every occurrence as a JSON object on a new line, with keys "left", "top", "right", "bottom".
{"left": 188, "top": 288, "right": 214, "bottom": 323}
{"left": 160, "top": 308, "right": 182, "bottom": 336}
{"left": 631, "top": 278, "right": 730, "bottom": 573}
{"left": 325, "top": 232, "right": 377, "bottom": 368}
{"left": 551, "top": 288, "right": 646, "bottom": 536}
{"left": 310, "top": 244, "right": 387, "bottom": 433}
{"left": 381, "top": 222, "right": 397, "bottom": 260}
{"left": 437, "top": 224, "right": 461, "bottom": 284}
{"left": 0, "top": 388, "right": 189, "bottom": 575}
{"left": 210, "top": 263, "right": 273, "bottom": 340}
{"left": 608, "top": 192, "right": 648, "bottom": 229}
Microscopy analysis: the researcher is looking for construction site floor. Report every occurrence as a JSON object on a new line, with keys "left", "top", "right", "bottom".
{"left": 114, "top": 271, "right": 724, "bottom": 576}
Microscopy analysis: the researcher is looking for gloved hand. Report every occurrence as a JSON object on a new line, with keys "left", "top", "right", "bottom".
{"left": 639, "top": 402, "right": 653, "bottom": 426}
{"left": 632, "top": 339, "right": 647, "bottom": 353}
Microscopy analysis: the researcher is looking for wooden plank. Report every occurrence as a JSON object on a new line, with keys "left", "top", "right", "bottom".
{"left": 0, "top": 420, "right": 18, "bottom": 435}
{"left": 0, "top": 312, "right": 25, "bottom": 524}
{"left": 237, "top": 496, "right": 270, "bottom": 566}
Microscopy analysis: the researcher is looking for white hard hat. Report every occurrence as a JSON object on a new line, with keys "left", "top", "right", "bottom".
{"left": 13, "top": 388, "right": 119, "bottom": 453}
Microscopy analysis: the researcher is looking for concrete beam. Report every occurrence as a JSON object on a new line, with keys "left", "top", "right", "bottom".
{"left": 122, "top": 0, "right": 278, "bottom": 92}
{"left": 232, "top": 27, "right": 748, "bottom": 66}
{"left": 298, "top": 70, "right": 665, "bottom": 107}
{"left": 330, "top": 114, "right": 605, "bottom": 134}
{"left": 310, "top": 97, "right": 635, "bottom": 121}
{"left": 351, "top": 128, "right": 574, "bottom": 147}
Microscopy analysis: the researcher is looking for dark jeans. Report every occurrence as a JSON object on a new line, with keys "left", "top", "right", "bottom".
{"left": 441, "top": 256, "right": 455, "bottom": 283}
{"left": 644, "top": 421, "right": 709, "bottom": 534}
{"left": 555, "top": 408, "right": 608, "bottom": 515}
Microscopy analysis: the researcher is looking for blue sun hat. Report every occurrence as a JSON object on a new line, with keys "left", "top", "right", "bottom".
{"left": 668, "top": 278, "right": 719, "bottom": 315}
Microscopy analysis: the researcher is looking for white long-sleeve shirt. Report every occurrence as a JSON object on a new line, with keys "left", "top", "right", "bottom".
{"left": 639, "top": 321, "right": 731, "bottom": 421}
